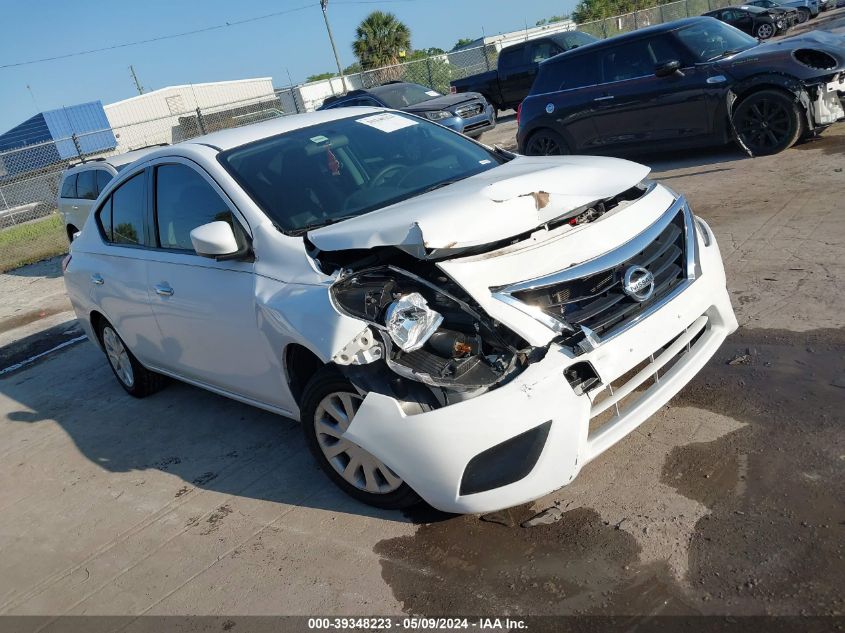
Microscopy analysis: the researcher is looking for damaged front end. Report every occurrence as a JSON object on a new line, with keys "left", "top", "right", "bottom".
{"left": 329, "top": 265, "right": 542, "bottom": 406}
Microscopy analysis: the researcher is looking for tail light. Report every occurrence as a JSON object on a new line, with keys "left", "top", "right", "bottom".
{"left": 516, "top": 101, "right": 523, "bottom": 126}
{"left": 61, "top": 254, "right": 72, "bottom": 274}
{"left": 450, "top": 85, "right": 457, "bottom": 94}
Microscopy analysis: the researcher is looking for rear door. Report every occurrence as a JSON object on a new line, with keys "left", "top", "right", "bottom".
{"left": 143, "top": 159, "right": 286, "bottom": 406}
{"left": 87, "top": 169, "right": 161, "bottom": 365}
{"left": 589, "top": 35, "right": 712, "bottom": 149}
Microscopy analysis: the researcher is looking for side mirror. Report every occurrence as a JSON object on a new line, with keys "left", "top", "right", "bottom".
{"left": 190, "top": 221, "right": 241, "bottom": 259}
{"left": 655, "top": 60, "right": 683, "bottom": 78}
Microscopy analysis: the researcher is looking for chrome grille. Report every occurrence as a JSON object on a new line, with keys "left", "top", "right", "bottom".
{"left": 455, "top": 103, "right": 483, "bottom": 119}
{"left": 493, "top": 195, "right": 696, "bottom": 345}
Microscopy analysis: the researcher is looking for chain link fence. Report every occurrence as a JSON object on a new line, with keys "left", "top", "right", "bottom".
{"left": 0, "top": 0, "right": 745, "bottom": 262}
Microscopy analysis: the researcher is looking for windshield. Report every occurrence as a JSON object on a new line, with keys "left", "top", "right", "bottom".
{"left": 219, "top": 112, "right": 502, "bottom": 234}
{"left": 371, "top": 84, "right": 441, "bottom": 109}
{"left": 556, "top": 31, "right": 599, "bottom": 49}
{"left": 676, "top": 19, "right": 758, "bottom": 62}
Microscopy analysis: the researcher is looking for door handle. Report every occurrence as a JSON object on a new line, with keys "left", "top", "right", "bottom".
{"left": 72, "top": 205, "right": 80, "bottom": 210}
{"left": 154, "top": 283, "right": 174, "bottom": 297}
{"left": 594, "top": 95, "right": 614, "bottom": 102}
{"left": 90, "top": 274, "right": 104, "bottom": 285}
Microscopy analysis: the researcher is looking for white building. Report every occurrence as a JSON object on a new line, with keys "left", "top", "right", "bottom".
{"left": 104, "top": 78, "right": 278, "bottom": 152}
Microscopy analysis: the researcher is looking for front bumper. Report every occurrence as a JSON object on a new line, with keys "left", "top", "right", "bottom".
{"left": 344, "top": 217, "right": 738, "bottom": 513}
{"left": 440, "top": 104, "right": 497, "bottom": 137}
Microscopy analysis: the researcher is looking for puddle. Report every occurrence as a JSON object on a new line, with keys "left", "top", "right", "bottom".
{"left": 374, "top": 328, "right": 845, "bottom": 615}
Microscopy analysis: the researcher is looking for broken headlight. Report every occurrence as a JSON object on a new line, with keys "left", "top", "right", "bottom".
{"left": 331, "top": 266, "right": 534, "bottom": 390}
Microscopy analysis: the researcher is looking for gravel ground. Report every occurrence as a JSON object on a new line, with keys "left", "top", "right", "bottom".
{"left": 0, "top": 18, "right": 843, "bottom": 619}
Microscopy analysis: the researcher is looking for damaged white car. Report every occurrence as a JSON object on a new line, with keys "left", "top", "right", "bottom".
{"left": 64, "top": 109, "right": 737, "bottom": 513}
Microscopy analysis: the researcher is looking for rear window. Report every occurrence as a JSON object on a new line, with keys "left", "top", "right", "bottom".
{"left": 76, "top": 170, "right": 97, "bottom": 200}
{"left": 60, "top": 174, "right": 77, "bottom": 198}
{"left": 498, "top": 46, "right": 525, "bottom": 69}
{"left": 532, "top": 54, "right": 599, "bottom": 93}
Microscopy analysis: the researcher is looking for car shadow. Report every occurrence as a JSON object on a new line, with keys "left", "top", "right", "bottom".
{"left": 0, "top": 342, "right": 455, "bottom": 525}
{"left": 634, "top": 145, "right": 748, "bottom": 173}
{"left": 2, "top": 256, "right": 65, "bottom": 279}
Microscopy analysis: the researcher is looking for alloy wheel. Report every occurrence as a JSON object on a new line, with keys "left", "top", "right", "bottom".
{"left": 314, "top": 392, "right": 403, "bottom": 494}
{"left": 527, "top": 133, "right": 562, "bottom": 156}
{"left": 737, "top": 98, "right": 791, "bottom": 153}
{"left": 102, "top": 326, "right": 135, "bottom": 388}
{"left": 757, "top": 23, "right": 774, "bottom": 39}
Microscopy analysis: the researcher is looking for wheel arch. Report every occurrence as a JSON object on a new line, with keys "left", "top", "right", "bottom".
{"left": 89, "top": 310, "right": 107, "bottom": 350}
{"left": 284, "top": 343, "right": 327, "bottom": 407}
{"left": 728, "top": 75, "right": 813, "bottom": 145}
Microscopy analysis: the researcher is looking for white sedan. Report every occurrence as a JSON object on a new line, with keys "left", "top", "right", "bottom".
{"left": 63, "top": 108, "right": 737, "bottom": 513}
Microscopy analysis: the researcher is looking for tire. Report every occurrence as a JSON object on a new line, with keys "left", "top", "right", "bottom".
{"left": 733, "top": 89, "right": 804, "bottom": 156}
{"left": 300, "top": 367, "right": 422, "bottom": 509}
{"left": 97, "top": 319, "right": 167, "bottom": 398}
{"left": 796, "top": 8, "right": 810, "bottom": 23}
{"left": 66, "top": 225, "right": 78, "bottom": 243}
{"left": 755, "top": 22, "right": 775, "bottom": 39}
{"left": 524, "top": 128, "right": 570, "bottom": 156}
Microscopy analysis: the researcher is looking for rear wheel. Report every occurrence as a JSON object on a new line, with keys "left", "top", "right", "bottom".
{"left": 755, "top": 22, "right": 775, "bottom": 39}
{"left": 300, "top": 367, "right": 421, "bottom": 509}
{"left": 733, "top": 89, "right": 803, "bottom": 156}
{"left": 98, "top": 319, "right": 167, "bottom": 398}
{"left": 524, "top": 128, "right": 569, "bottom": 156}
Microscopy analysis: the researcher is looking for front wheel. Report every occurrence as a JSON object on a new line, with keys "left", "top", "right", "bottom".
{"left": 524, "top": 129, "right": 569, "bottom": 156}
{"left": 300, "top": 367, "right": 421, "bottom": 509}
{"left": 755, "top": 22, "right": 775, "bottom": 39}
{"left": 733, "top": 89, "right": 803, "bottom": 156}
{"left": 796, "top": 7, "right": 810, "bottom": 22}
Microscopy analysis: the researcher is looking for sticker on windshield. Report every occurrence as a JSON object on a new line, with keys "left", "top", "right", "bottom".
{"left": 309, "top": 135, "right": 329, "bottom": 144}
{"left": 425, "top": 90, "right": 440, "bottom": 97}
{"left": 479, "top": 159, "right": 492, "bottom": 165}
{"left": 356, "top": 112, "right": 418, "bottom": 133}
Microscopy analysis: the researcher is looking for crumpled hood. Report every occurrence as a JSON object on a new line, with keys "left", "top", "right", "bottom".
{"left": 308, "top": 155, "right": 650, "bottom": 253}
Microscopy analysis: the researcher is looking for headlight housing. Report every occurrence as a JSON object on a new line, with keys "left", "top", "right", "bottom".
{"left": 425, "top": 110, "right": 452, "bottom": 121}
{"left": 331, "top": 266, "right": 534, "bottom": 390}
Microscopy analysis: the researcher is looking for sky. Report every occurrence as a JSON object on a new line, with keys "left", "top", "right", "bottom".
{"left": 0, "top": 0, "right": 577, "bottom": 132}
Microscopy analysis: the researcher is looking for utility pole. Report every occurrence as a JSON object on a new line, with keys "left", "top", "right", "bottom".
{"left": 129, "top": 65, "right": 144, "bottom": 95}
{"left": 320, "top": 0, "right": 349, "bottom": 93}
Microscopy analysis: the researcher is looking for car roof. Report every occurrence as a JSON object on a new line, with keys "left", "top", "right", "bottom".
{"left": 176, "top": 107, "right": 387, "bottom": 152}
{"left": 541, "top": 16, "right": 717, "bottom": 60}
{"left": 65, "top": 144, "right": 169, "bottom": 174}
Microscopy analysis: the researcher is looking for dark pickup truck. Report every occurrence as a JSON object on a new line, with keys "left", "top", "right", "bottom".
{"left": 450, "top": 31, "right": 598, "bottom": 111}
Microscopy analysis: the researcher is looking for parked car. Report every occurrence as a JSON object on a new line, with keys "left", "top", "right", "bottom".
{"left": 450, "top": 31, "right": 598, "bottom": 112}
{"left": 319, "top": 82, "right": 495, "bottom": 139}
{"left": 704, "top": 5, "right": 788, "bottom": 39}
{"left": 63, "top": 108, "right": 737, "bottom": 514}
{"left": 745, "top": 0, "right": 819, "bottom": 23}
{"left": 58, "top": 146, "right": 166, "bottom": 242}
{"left": 518, "top": 17, "right": 845, "bottom": 158}
{"left": 739, "top": 3, "right": 800, "bottom": 28}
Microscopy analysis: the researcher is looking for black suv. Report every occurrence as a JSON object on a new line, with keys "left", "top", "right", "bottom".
{"left": 517, "top": 17, "right": 844, "bottom": 157}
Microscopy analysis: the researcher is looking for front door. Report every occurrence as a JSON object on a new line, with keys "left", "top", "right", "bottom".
{"left": 589, "top": 35, "right": 711, "bottom": 150}
{"left": 144, "top": 160, "right": 287, "bottom": 408}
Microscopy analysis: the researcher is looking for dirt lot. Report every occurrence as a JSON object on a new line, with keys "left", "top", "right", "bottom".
{"left": 1, "top": 21, "right": 844, "bottom": 622}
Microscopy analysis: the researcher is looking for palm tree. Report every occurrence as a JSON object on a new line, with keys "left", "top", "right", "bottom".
{"left": 352, "top": 11, "right": 411, "bottom": 71}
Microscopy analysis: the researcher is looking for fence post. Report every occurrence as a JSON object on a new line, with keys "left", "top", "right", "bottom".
{"left": 196, "top": 107, "right": 207, "bottom": 135}
{"left": 634, "top": 9, "right": 639, "bottom": 29}
{"left": 426, "top": 57, "right": 434, "bottom": 89}
{"left": 484, "top": 46, "right": 491, "bottom": 72}
{"left": 292, "top": 88, "right": 302, "bottom": 114}
{"left": 602, "top": 19, "right": 609, "bottom": 38}
{"left": 71, "top": 133, "right": 83, "bottom": 159}
{"left": 659, "top": 4, "right": 666, "bottom": 22}
{"left": 685, "top": 0, "right": 691, "bottom": 16}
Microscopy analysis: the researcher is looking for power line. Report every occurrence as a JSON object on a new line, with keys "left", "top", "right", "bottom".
{"left": 0, "top": 3, "right": 316, "bottom": 70}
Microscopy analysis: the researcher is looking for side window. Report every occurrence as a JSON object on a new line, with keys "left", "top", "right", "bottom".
{"left": 529, "top": 41, "right": 563, "bottom": 63}
{"left": 155, "top": 163, "right": 234, "bottom": 251}
{"left": 600, "top": 38, "right": 676, "bottom": 83}
{"left": 547, "top": 55, "right": 600, "bottom": 92}
{"left": 98, "top": 173, "right": 146, "bottom": 245}
{"left": 76, "top": 170, "right": 97, "bottom": 200}
{"left": 498, "top": 46, "right": 525, "bottom": 69}
{"left": 96, "top": 170, "right": 112, "bottom": 194}
{"left": 648, "top": 36, "right": 688, "bottom": 66}
{"left": 60, "top": 174, "right": 77, "bottom": 199}
{"left": 357, "top": 97, "right": 382, "bottom": 107}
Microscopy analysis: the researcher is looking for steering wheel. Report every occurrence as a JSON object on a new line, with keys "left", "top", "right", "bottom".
{"left": 370, "top": 163, "right": 406, "bottom": 188}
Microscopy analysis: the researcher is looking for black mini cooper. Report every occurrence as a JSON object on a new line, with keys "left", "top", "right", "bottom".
{"left": 517, "top": 17, "right": 844, "bottom": 157}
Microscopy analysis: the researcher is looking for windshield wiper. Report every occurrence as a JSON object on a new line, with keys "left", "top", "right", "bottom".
{"left": 291, "top": 215, "right": 357, "bottom": 236}
{"left": 418, "top": 178, "right": 465, "bottom": 195}
{"left": 707, "top": 47, "right": 746, "bottom": 61}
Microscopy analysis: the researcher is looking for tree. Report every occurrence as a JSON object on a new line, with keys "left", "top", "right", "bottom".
{"left": 536, "top": 14, "right": 570, "bottom": 26}
{"left": 306, "top": 72, "right": 336, "bottom": 82}
{"left": 451, "top": 37, "right": 475, "bottom": 50}
{"left": 572, "top": 0, "right": 660, "bottom": 23}
{"left": 352, "top": 11, "right": 412, "bottom": 70}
